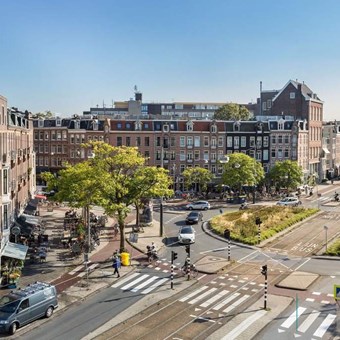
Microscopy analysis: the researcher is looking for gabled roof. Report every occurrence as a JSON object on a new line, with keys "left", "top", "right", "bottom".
{"left": 272, "top": 80, "right": 323, "bottom": 103}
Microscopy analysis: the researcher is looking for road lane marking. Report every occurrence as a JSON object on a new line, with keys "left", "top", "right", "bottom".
{"left": 294, "top": 258, "right": 311, "bottom": 271}
{"left": 221, "top": 310, "right": 267, "bottom": 340}
{"left": 306, "top": 298, "right": 315, "bottom": 302}
{"left": 131, "top": 276, "right": 158, "bottom": 292}
{"left": 321, "top": 300, "right": 330, "bottom": 304}
{"left": 179, "top": 286, "right": 209, "bottom": 302}
{"left": 298, "top": 310, "right": 320, "bottom": 333}
{"left": 111, "top": 272, "right": 140, "bottom": 288}
{"left": 197, "top": 274, "right": 207, "bottom": 280}
{"left": 223, "top": 295, "right": 250, "bottom": 313}
{"left": 121, "top": 274, "right": 150, "bottom": 290}
{"left": 188, "top": 288, "right": 218, "bottom": 304}
{"left": 239, "top": 250, "right": 259, "bottom": 263}
{"left": 280, "top": 307, "right": 306, "bottom": 329}
{"left": 69, "top": 265, "right": 85, "bottom": 275}
{"left": 213, "top": 292, "right": 240, "bottom": 311}
{"left": 77, "top": 263, "right": 98, "bottom": 277}
{"left": 312, "top": 292, "right": 321, "bottom": 295}
{"left": 313, "top": 314, "right": 336, "bottom": 338}
{"left": 142, "top": 278, "right": 168, "bottom": 294}
{"left": 200, "top": 290, "right": 229, "bottom": 308}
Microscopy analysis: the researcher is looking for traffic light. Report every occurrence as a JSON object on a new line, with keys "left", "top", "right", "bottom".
{"left": 255, "top": 217, "right": 262, "bottom": 225}
{"left": 171, "top": 251, "right": 178, "bottom": 262}
{"left": 185, "top": 245, "right": 190, "bottom": 254}
{"left": 261, "top": 265, "right": 267, "bottom": 276}
{"left": 224, "top": 229, "right": 230, "bottom": 240}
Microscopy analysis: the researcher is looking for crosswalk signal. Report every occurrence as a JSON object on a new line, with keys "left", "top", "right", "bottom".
{"left": 261, "top": 265, "right": 267, "bottom": 276}
{"left": 171, "top": 251, "right": 178, "bottom": 262}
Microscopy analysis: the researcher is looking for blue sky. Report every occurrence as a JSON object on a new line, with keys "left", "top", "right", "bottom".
{"left": 1, "top": 0, "right": 339, "bottom": 119}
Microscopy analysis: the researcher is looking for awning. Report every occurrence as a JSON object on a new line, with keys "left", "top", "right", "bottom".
{"left": 35, "top": 194, "right": 47, "bottom": 200}
{"left": 323, "top": 148, "right": 330, "bottom": 154}
{"left": 2, "top": 242, "right": 28, "bottom": 260}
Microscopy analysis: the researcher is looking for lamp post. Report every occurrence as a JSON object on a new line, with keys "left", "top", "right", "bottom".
{"left": 324, "top": 225, "right": 328, "bottom": 252}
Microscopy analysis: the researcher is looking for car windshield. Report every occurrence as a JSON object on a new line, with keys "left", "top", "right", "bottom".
{"left": 188, "top": 212, "right": 199, "bottom": 217}
{"left": 0, "top": 300, "right": 20, "bottom": 313}
{"left": 180, "top": 227, "right": 193, "bottom": 234}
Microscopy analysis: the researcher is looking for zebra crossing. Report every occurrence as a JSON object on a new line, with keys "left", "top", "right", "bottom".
{"left": 278, "top": 306, "right": 336, "bottom": 338}
{"left": 68, "top": 262, "right": 99, "bottom": 277}
{"left": 111, "top": 272, "right": 169, "bottom": 294}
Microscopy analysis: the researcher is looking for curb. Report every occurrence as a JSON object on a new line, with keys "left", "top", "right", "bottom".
{"left": 312, "top": 255, "right": 340, "bottom": 261}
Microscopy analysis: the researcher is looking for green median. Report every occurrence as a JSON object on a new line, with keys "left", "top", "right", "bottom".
{"left": 325, "top": 239, "right": 340, "bottom": 256}
{"left": 210, "top": 206, "right": 319, "bottom": 245}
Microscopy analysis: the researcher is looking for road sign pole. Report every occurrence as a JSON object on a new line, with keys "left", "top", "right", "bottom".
{"left": 228, "top": 238, "right": 231, "bottom": 261}
{"left": 187, "top": 256, "right": 191, "bottom": 281}
{"left": 264, "top": 271, "right": 267, "bottom": 309}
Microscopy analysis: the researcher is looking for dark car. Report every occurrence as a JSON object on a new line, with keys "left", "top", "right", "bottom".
{"left": 185, "top": 211, "right": 203, "bottom": 224}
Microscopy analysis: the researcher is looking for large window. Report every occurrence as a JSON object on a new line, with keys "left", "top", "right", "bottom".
{"left": 227, "top": 136, "right": 232, "bottom": 148}
{"left": 218, "top": 137, "right": 223, "bottom": 147}
{"left": 145, "top": 137, "right": 150, "bottom": 146}
{"left": 194, "top": 136, "right": 200, "bottom": 147}
{"left": 180, "top": 136, "right": 186, "bottom": 147}
{"left": 187, "top": 136, "right": 193, "bottom": 146}
{"left": 117, "top": 137, "right": 122, "bottom": 146}
{"left": 180, "top": 150, "right": 186, "bottom": 161}
{"left": 2, "top": 168, "right": 8, "bottom": 195}
{"left": 204, "top": 137, "right": 209, "bottom": 147}
{"left": 241, "top": 136, "right": 246, "bottom": 147}
{"left": 3, "top": 204, "right": 9, "bottom": 230}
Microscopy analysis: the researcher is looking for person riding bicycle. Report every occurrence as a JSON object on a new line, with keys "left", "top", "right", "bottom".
{"left": 335, "top": 192, "right": 339, "bottom": 202}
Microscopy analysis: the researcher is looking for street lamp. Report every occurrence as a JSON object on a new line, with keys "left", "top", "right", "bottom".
{"left": 324, "top": 225, "right": 328, "bottom": 252}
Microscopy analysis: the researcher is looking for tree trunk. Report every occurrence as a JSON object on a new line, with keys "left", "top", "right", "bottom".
{"left": 135, "top": 203, "right": 140, "bottom": 226}
{"left": 118, "top": 210, "right": 125, "bottom": 252}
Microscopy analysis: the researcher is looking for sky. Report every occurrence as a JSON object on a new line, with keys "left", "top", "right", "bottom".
{"left": 1, "top": 0, "right": 340, "bottom": 119}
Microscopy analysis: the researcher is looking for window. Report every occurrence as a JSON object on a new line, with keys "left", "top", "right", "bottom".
{"left": 271, "top": 135, "right": 276, "bottom": 144}
{"left": 117, "top": 123, "right": 122, "bottom": 129}
{"left": 145, "top": 137, "right": 150, "bottom": 146}
{"left": 218, "top": 137, "right": 223, "bottom": 147}
{"left": 256, "top": 150, "right": 261, "bottom": 161}
{"left": 170, "top": 151, "right": 175, "bottom": 160}
{"left": 290, "top": 92, "right": 295, "bottom": 99}
{"left": 250, "top": 136, "right": 255, "bottom": 147}
{"left": 263, "top": 150, "right": 269, "bottom": 161}
{"left": 57, "top": 132, "right": 61, "bottom": 141}
{"left": 126, "top": 123, "right": 131, "bottom": 129}
{"left": 211, "top": 138, "right": 216, "bottom": 147}
{"left": 218, "top": 150, "right": 224, "bottom": 160}
{"left": 57, "top": 145, "right": 62, "bottom": 153}
{"left": 34, "top": 132, "right": 38, "bottom": 140}
{"left": 156, "top": 151, "right": 161, "bottom": 160}
{"left": 187, "top": 136, "right": 193, "bottom": 146}
{"left": 136, "top": 137, "right": 141, "bottom": 146}
{"left": 278, "top": 135, "right": 283, "bottom": 144}
{"left": 117, "top": 137, "right": 122, "bottom": 146}
{"left": 234, "top": 137, "right": 239, "bottom": 148}
{"left": 211, "top": 125, "right": 217, "bottom": 133}
{"left": 204, "top": 137, "right": 209, "bottom": 147}
{"left": 156, "top": 137, "right": 161, "bottom": 147}
{"left": 39, "top": 132, "right": 43, "bottom": 140}
{"left": 278, "top": 148, "right": 283, "bottom": 158}
{"left": 180, "top": 150, "right": 186, "bottom": 161}
{"left": 45, "top": 132, "right": 49, "bottom": 140}
{"left": 278, "top": 121, "right": 284, "bottom": 130}
{"left": 38, "top": 120, "right": 44, "bottom": 128}
{"left": 227, "top": 136, "right": 232, "bottom": 148}
{"left": 186, "top": 121, "right": 193, "bottom": 131}
{"left": 241, "top": 136, "right": 246, "bottom": 147}
{"left": 284, "top": 135, "right": 290, "bottom": 144}
{"left": 3, "top": 204, "right": 8, "bottom": 230}
{"left": 263, "top": 136, "right": 269, "bottom": 147}
{"left": 267, "top": 99, "right": 272, "bottom": 108}
{"left": 180, "top": 136, "right": 185, "bottom": 147}
{"left": 145, "top": 151, "right": 149, "bottom": 158}
{"left": 271, "top": 149, "right": 276, "bottom": 158}
{"left": 194, "top": 150, "right": 200, "bottom": 160}
{"left": 262, "top": 102, "right": 267, "bottom": 111}
{"left": 163, "top": 124, "right": 169, "bottom": 132}
{"left": 126, "top": 137, "right": 131, "bottom": 146}
{"left": 76, "top": 135, "right": 80, "bottom": 144}
{"left": 203, "top": 151, "right": 209, "bottom": 162}
{"left": 256, "top": 137, "right": 262, "bottom": 147}
{"left": 2, "top": 168, "right": 8, "bottom": 195}
{"left": 187, "top": 152, "right": 193, "bottom": 161}
{"left": 170, "top": 137, "right": 175, "bottom": 147}
{"left": 211, "top": 152, "right": 216, "bottom": 160}
{"left": 211, "top": 165, "right": 216, "bottom": 174}
{"left": 284, "top": 148, "right": 289, "bottom": 158}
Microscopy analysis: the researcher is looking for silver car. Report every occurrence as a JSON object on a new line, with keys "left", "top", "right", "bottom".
{"left": 276, "top": 197, "right": 302, "bottom": 207}
{"left": 186, "top": 201, "right": 210, "bottom": 210}
{"left": 178, "top": 226, "right": 196, "bottom": 244}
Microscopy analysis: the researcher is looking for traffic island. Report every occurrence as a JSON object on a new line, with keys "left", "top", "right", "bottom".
{"left": 194, "top": 255, "right": 231, "bottom": 274}
{"left": 275, "top": 271, "right": 319, "bottom": 290}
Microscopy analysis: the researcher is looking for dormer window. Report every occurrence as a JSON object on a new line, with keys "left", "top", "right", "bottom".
{"left": 93, "top": 119, "right": 98, "bottom": 131}
{"left": 278, "top": 120, "right": 284, "bottom": 130}
{"left": 233, "top": 122, "right": 240, "bottom": 131}
{"left": 186, "top": 120, "right": 194, "bottom": 131}
{"left": 38, "top": 119, "right": 44, "bottom": 128}
{"left": 56, "top": 117, "right": 62, "bottom": 127}
{"left": 211, "top": 124, "right": 217, "bottom": 133}
{"left": 75, "top": 120, "right": 80, "bottom": 129}
{"left": 163, "top": 124, "right": 169, "bottom": 132}
{"left": 135, "top": 120, "right": 142, "bottom": 130}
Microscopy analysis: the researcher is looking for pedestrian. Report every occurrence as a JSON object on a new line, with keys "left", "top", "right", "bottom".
{"left": 112, "top": 255, "right": 121, "bottom": 278}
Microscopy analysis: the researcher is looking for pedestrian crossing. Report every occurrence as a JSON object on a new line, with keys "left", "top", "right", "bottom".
{"left": 278, "top": 307, "right": 336, "bottom": 338}
{"left": 69, "top": 263, "right": 99, "bottom": 277}
{"left": 111, "top": 272, "right": 169, "bottom": 294}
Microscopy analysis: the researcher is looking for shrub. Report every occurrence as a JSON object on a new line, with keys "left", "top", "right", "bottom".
{"left": 325, "top": 239, "right": 340, "bottom": 256}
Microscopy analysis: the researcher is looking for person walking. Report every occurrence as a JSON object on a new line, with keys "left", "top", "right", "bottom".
{"left": 112, "top": 255, "right": 121, "bottom": 278}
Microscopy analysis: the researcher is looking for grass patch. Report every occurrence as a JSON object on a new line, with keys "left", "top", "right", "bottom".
{"left": 210, "top": 206, "right": 319, "bottom": 245}
{"left": 325, "top": 239, "right": 340, "bottom": 256}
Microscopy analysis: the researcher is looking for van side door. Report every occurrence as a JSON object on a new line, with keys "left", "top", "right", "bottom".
{"left": 16, "top": 299, "right": 32, "bottom": 326}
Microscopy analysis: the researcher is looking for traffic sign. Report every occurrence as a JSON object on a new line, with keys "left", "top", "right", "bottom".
{"left": 333, "top": 284, "right": 340, "bottom": 300}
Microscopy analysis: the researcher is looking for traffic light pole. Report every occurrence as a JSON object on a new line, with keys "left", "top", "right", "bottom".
{"left": 224, "top": 229, "right": 231, "bottom": 261}
{"left": 171, "top": 251, "right": 177, "bottom": 290}
{"left": 185, "top": 245, "right": 191, "bottom": 281}
{"left": 261, "top": 264, "right": 268, "bottom": 309}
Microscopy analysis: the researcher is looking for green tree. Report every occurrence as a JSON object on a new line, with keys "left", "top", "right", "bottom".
{"left": 182, "top": 167, "right": 213, "bottom": 195}
{"left": 267, "top": 160, "right": 303, "bottom": 192}
{"left": 86, "top": 142, "right": 172, "bottom": 251}
{"left": 214, "top": 103, "right": 251, "bottom": 121}
{"left": 31, "top": 110, "right": 54, "bottom": 119}
{"left": 221, "top": 153, "right": 265, "bottom": 191}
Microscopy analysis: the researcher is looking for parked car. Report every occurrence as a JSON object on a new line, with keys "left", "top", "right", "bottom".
{"left": 276, "top": 197, "right": 302, "bottom": 207}
{"left": 186, "top": 201, "right": 210, "bottom": 210}
{"left": 0, "top": 282, "right": 58, "bottom": 335}
{"left": 178, "top": 226, "right": 196, "bottom": 244}
{"left": 185, "top": 211, "right": 203, "bottom": 224}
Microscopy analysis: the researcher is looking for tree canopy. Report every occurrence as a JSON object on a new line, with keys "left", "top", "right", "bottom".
{"left": 267, "top": 160, "right": 303, "bottom": 191}
{"left": 31, "top": 110, "right": 54, "bottom": 119}
{"left": 43, "top": 142, "right": 173, "bottom": 251}
{"left": 221, "top": 153, "right": 265, "bottom": 191}
{"left": 214, "top": 103, "right": 251, "bottom": 121}
{"left": 181, "top": 167, "right": 213, "bottom": 194}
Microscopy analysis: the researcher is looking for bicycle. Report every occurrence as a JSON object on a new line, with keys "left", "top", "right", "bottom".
{"left": 181, "top": 263, "right": 198, "bottom": 278}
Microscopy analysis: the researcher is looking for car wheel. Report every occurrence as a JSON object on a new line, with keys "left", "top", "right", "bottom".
{"left": 45, "top": 306, "right": 54, "bottom": 318}
{"left": 9, "top": 322, "right": 18, "bottom": 335}
{"left": 204, "top": 207, "right": 208, "bottom": 210}
{"left": 189, "top": 207, "right": 193, "bottom": 210}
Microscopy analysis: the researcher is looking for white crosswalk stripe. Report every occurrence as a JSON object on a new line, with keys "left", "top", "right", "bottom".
{"left": 213, "top": 292, "right": 240, "bottom": 311}
{"left": 223, "top": 294, "right": 250, "bottom": 313}
{"left": 278, "top": 306, "right": 336, "bottom": 338}
{"left": 77, "top": 263, "right": 98, "bottom": 277}
{"left": 110, "top": 272, "right": 168, "bottom": 294}
{"left": 188, "top": 288, "right": 218, "bottom": 305}
{"left": 179, "top": 286, "right": 209, "bottom": 302}
{"left": 200, "top": 290, "right": 229, "bottom": 308}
